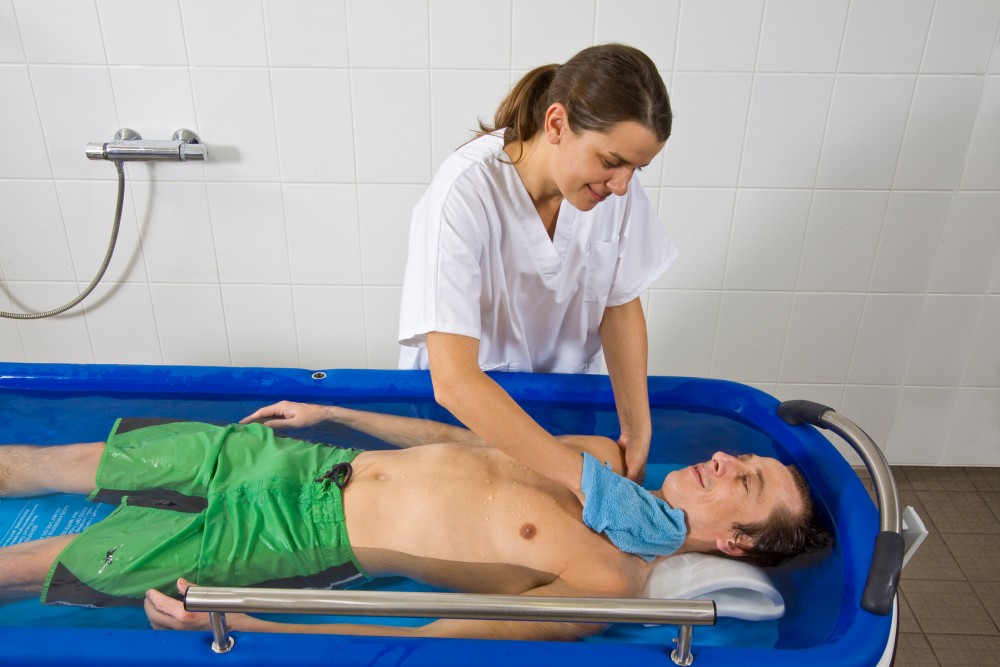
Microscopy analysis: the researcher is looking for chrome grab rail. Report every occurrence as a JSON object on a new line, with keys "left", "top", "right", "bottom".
{"left": 817, "top": 411, "right": 900, "bottom": 534}
{"left": 778, "top": 400, "right": 903, "bottom": 616}
{"left": 185, "top": 587, "right": 716, "bottom": 665}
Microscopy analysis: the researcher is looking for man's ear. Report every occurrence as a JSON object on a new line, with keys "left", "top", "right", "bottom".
{"left": 716, "top": 535, "right": 750, "bottom": 558}
{"left": 543, "top": 103, "right": 569, "bottom": 144}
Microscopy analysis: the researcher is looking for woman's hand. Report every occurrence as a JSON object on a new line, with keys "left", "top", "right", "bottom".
{"left": 240, "top": 401, "right": 330, "bottom": 429}
{"left": 144, "top": 578, "right": 210, "bottom": 631}
{"left": 617, "top": 432, "right": 649, "bottom": 484}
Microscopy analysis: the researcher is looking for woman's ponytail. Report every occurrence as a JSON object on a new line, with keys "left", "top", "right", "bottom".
{"left": 480, "top": 64, "right": 559, "bottom": 146}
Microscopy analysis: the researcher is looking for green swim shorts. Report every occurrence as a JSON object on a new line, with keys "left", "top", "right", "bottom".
{"left": 42, "top": 418, "right": 369, "bottom": 607}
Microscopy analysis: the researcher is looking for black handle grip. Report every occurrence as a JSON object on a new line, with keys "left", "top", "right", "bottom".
{"left": 777, "top": 399, "right": 833, "bottom": 427}
{"left": 861, "top": 531, "right": 904, "bottom": 616}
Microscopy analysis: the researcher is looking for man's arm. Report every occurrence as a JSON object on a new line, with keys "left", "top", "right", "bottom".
{"left": 145, "top": 578, "right": 613, "bottom": 642}
{"left": 241, "top": 401, "right": 484, "bottom": 448}
{"left": 599, "top": 297, "right": 653, "bottom": 483}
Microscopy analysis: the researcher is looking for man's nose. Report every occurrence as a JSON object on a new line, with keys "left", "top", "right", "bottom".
{"left": 710, "top": 451, "right": 739, "bottom": 475}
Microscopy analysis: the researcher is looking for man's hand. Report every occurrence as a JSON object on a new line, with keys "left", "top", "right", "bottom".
{"left": 241, "top": 401, "right": 328, "bottom": 429}
{"left": 144, "top": 578, "right": 211, "bottom": 631}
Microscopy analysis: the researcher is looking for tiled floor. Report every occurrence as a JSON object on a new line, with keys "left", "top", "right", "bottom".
{"left": 855, "top": 465, "right": 1000, "bottom": 666}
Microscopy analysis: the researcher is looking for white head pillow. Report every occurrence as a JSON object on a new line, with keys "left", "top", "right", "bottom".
{"left": 640, "top": 552, "right": 785, "bottom": 621}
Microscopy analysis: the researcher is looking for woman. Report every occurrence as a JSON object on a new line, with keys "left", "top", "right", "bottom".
{"left": 398, "top": 44, "right": 676, "bottom": 481}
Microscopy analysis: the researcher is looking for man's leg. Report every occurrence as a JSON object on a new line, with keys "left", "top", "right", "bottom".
{"left": 0, "top": 442, "right": 104, "bottom": 498}
{"left": 0, "top": 534, "right": 76, "bottom": 602}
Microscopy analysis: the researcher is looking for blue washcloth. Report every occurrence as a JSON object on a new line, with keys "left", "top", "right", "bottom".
{"left": 580, "top": 452, "right": 687, "bottom": 562}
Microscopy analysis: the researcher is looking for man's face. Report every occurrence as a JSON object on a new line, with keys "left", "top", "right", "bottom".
{"left": 660, "top": 452, "right": 804, "bottom": 556}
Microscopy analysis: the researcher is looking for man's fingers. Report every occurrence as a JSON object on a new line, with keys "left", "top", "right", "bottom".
{"left": 145, "top": 587, "right": 210, "bottom": 631}
{"left": 240, "top": 401, "right": 290, "bottom": 425}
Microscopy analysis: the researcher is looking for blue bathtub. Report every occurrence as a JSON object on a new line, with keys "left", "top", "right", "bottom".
{"left": 0, "top": 363, "right": 895, "bottom": 666}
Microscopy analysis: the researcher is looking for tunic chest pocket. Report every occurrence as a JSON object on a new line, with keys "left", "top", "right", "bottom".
{"left": 583, "top": 240, "right": 618, "bottom": 302}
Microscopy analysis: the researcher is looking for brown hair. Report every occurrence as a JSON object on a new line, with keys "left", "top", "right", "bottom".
{"left": 480, "top": 44, "right": 672, "bottom": 158}
{"left": 730, "top": 465, "right": 833, "bottom": 568}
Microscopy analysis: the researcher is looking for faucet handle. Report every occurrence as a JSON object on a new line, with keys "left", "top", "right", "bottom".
{"left": 172, "top": 129, "right": 200, "bottom": 144}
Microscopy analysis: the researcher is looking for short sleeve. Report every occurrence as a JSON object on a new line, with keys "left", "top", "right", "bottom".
{"left": 398, "top": 178, "right": 490, "bottom": 348}
{"left": 605, "top": 179, "right": 678, "bottom": 307}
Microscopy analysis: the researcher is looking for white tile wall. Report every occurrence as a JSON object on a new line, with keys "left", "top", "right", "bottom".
{"left": 150, "top": 284, "right": 230, "bottom": 365}
{"left": 869, "top": 193, "right": 952, "bottom": 293}
{"left": 347, "top": 0, "right": 428, "bottom": 69}
{"left": 357, "top": 185, "right": 424, "bottom": 285}
{"left": 181, "top": 0, "right": 268, "bottom": 68}
{"left": 0, "top": 66, "right": 51, "bottom": 179}
{"left": 646, "top": 289, "right": 719, "bottom": 377}
{"left": 817, "top": 75, "right": 915, "bottom": 189}
{"left": 848, "top": 295, "right": 925, "bottom": 385}
{"left": 271, "top": 69, "right": 356, "bottom": 183}
{"left": 0, "top": 1, "right": 25, "bottom": 63}
{"left": 263, "top": 0, "right": 348, "bottom": 68}
{"left": 945, "top": 389, "right": 1000, "bottom": 466}
{"left": 431, "top": 0, "right": 511, "bottom": 70}
{"left": 57, "top": 179, "right": 146, "bottom": 283}
{"left": 840, "top": 0, "right": 935, "bottom": 74}
{"left": 283, "top": 184, "right": 362, "bottom": 286}
{"left": 894, "top": 75, "right": 982, "bottom": 190}
{"left": 14, "top": 0, "right": 105, "bottom": 65}
{"left": 739, "top": 74, "right": 834, "bottom": 188}
{"left": 656, "top": 188, "right": 735, "bottom": 289}
{"left": 191, "top": 68, "right": 280, "bottom": 182}
{"left": 293, "top": 285, "right": 367, "bottom": 369}
{"left": 1, "top": 1, "right": 997, "bottom": 465}
{"left": 662, "top": 74, "right": 753, "bottom": 187}
{"left": 351, "top": 70, "right": 431, "bottom": 183}
{"left": 724, "top": 189, "right": 812, "bottom": 290}
{"left": 928, "top": 193, "right": 1000, "bottom": 294}
{"left": 511, "top": 0, "right": 595, "bottom": 68}
{"left": 30, "top": 66, "right": 118, "bottom": 180}
{"left": 84, "top": 282, "right": 161, "bottom": 364}
{"left": 0, "top": 180, "right": 74, "bottom": 281}
{"left": 963, "top": 296, "right": 1000, "bottom": 388}
{"left": 921, "top": 0, "right": 1000, "bottom": 75}
{"left": 99, "top": 0, "right": 187, "bottom": 66}
{"left": 222, "top": 284, "right": 298, "bottom": 367}
{"left": 757, "top": 0, "right": 849, "bottom": 73}
{"left": 780, "top": 293, "right": 865, "bottom": 383}
{"left": 430, "top": 70, "right": 510, "bottom": 169}
{"left": 796, "top": 190, "right": 887, "bottom": 292}
{"left": 961, "top": 75, "right": 1000, "bottom": 189}
{"left": 675, "top": 0, "right": 764, "bottom": 72}
{"left": 712, "top": 291, "right": 793, "bottom": 382}
{"left": 13, "top": 283, "right": 94, "bottom": 362}
{"left": 905, "top": 295, "right": 982, "bottom": 386}
{"left": 887, "top": 387, "right": 958, "bottom": 464}
{"left": 206, "top": 183, "right": 289, "bottom": 284}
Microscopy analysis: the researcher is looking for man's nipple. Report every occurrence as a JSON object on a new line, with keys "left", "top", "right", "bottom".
{"left": 519, "top": 523, "right": 537, "bottom": 540}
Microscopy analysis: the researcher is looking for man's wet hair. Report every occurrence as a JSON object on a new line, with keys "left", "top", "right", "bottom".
{"left": 730, "top": 465, "right": 833, "bottom": 568}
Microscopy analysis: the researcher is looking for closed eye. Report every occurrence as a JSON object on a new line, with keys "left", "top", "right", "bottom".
{"left": 739, "top": 472, "right": 751, "bottom": 495}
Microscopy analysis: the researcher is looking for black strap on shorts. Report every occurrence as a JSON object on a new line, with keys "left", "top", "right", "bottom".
{"left": 315, "top": 462, "right": 353, "bottom": 489}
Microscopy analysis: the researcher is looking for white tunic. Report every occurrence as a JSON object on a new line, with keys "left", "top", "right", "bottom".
{"left": 398, "top": 132, "right": 677, "bottom": 374}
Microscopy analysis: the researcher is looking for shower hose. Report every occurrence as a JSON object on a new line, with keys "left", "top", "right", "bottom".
{"left": 0, "top": 160, "right": 125, "bottom": 320}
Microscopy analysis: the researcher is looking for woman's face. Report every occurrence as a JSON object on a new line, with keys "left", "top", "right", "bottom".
{"left": 547, "top": 111, "right": 665, "bottom": 212}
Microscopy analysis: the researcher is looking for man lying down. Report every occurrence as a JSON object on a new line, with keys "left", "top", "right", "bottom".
{"left": 0, "top": 402, "right": 831, "bottom": 641}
